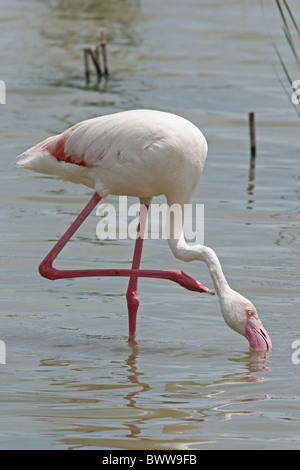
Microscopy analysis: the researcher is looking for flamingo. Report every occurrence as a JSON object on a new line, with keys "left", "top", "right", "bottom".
{"left": 17, "top": 109, "right": 272, "bottom": 351}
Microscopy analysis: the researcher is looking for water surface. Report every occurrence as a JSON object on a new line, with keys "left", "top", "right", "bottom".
{"left": 0, "top": 0, "right": 300, "bottom": 450}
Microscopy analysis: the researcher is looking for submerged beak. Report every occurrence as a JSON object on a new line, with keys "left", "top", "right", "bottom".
{"left": 245, "top": 313, "right": 272, "bottom": 351}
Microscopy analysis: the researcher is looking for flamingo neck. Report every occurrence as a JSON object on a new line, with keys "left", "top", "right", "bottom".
{"left": 196, "top": 246, "right": 231, "bottom": 297}
{"left": 170, "top": 237, "right": 231, "bottom": 297}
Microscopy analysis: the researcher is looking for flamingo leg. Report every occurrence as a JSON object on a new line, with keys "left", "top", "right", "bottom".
{"left": 39, "top": 192, "right": 102, "bottom": 277}
{"left": 126, "top": 203, "right": 149, "bottom": 341}
{"left": 38, "top": 192, "right": 213, "bottom": 340}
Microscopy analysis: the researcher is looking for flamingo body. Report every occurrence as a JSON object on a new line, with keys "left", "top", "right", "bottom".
{"left": 18, "top": 110, "right": 207, "bottom": 205}
{"left": 17, "top": 109, "right": 272, "bottom": 351}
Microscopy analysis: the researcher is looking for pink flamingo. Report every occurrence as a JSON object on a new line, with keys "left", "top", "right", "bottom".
{"left": 17, "top": 109, "right": 272, "bottom": 350}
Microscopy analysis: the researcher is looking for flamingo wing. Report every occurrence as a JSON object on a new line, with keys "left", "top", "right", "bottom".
{"left": 17, "top": 110, "right": 207, "bottom": 199}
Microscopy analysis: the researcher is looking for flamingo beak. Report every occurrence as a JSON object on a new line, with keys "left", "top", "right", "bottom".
{"left": 245, "top": 312, "right": 272, "bottom": 351}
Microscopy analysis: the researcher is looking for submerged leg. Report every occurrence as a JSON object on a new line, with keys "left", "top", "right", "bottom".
{"left": 127, "top": 202, "right": 150, "bottom": 342}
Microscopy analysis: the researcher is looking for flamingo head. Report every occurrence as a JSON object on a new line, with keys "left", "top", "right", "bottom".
{"left": 220, "top": 289, "right": 272, "bottom": 351}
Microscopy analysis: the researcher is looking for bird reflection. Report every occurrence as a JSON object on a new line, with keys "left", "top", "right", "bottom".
{"left": 123, "top": 340, "right": 150, "bottom": 409}
{"left": 121, "top": 339, "right": 273, "bottom": 440}
{"left": 121, "top": 343, "right": 272, "bottom": 437}
{"left": 36, "top": 344, "right": 272, "bottom": 449}
{"left": 228, "top": 349, "right": 272, "bottom": 382}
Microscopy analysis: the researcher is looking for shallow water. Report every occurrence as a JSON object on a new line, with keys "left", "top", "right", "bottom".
{"left": 0, "top": 0, "right": 300, "bottom": 450}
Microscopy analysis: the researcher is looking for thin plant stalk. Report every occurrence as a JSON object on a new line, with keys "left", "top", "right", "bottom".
{"left": 261, "top": 0, "right": 300, "bottom": 116}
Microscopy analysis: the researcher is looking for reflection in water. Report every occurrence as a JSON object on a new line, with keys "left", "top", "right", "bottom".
{"left": 85, "top": 74, "right": 109, "bottom": 92}
{"left": 34, "top": 344, "right": 273, "bottom": 449}
{"left": 229, "top": 349, "right": 272, "bottom": 380}
{"left": 247, "top": 163, "right": 256, "bottom": 210}
{"left": 123, "top": 340, "right": 151, "bottom": 409}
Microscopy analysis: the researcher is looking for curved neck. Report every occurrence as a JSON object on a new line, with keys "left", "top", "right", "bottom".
{"left": 195, "top": 245, "right": 230, "bottom": 296}
{"left": 169, "top": 236, "right": 230, "bottom": 297}
{"left": 164, "top": 201, "right": 231, "bottom": 298}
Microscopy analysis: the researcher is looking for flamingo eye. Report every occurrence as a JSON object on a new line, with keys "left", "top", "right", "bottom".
{"left": 246, "top": 309, "right": 254, "bottom": 315}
